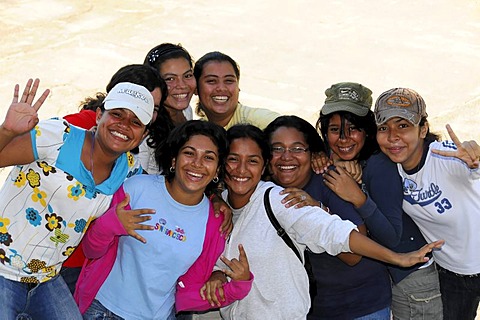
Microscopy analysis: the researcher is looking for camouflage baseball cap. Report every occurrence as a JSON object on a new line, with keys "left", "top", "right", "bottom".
{"left": 374, "top": 88, "right": 428, "bottom": 125}
{"left": 321, "top": 82, "right": 373, "bottom": 117}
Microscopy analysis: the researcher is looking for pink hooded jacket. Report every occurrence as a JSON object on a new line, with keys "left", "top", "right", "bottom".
{"left": 74, "top": 186, "right": 253, "bottom": 314}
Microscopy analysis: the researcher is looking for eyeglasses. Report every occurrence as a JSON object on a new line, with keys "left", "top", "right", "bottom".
{"left": 271, "top": 146, "right": 310, "bottom": 154}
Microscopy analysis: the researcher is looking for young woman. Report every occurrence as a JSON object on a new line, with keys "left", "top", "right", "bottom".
{"left": 200, "top": 124, "right": 443, "bottom": 319}
{"left": 144, "top": 43, "right": 196, "bottom": 125}
{"left": 140, "top": 43, "right": 197, "bottom": 174}
{"left": 75, "top": 120, "right": 253, "bottom": 320}
{"left": 193, "top": 51, "right": 280, "bottom": 130}
{"left": 60, "top": 64, "right": 169, "bottom": 294}
{"left": 374, "top": 87, "right": 480, "bottom": 320}
{"left": 0, "top": 77, "right": 158, "bottom": 319}
{"left": 264, "top": 115, "right": 392, "bottom": 319}
{"left": 317, "top": 82, "right": 442, "bottom": 319}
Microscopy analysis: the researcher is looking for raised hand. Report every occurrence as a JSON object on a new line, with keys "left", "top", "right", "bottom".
{"left": 3, "top": 79, "right": 50, "bottom": 136}
{"left": 116, "top": 193, "right": 156, "bottom": 243}
{"left": 200, "top": 244, "right": 251, "bottom": 307}
{"left": 219, "top": 244, "right": 250, "bottom": 282}
{"left": 432, "top": 124, "right": 480, "bottom": 169}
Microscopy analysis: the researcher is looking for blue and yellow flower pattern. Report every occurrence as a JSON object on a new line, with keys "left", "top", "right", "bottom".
{"left": 0, "top": 119, "right": 142, "bottom": 283}
{"left": 67, "top": 183, "right": 85, "bottom": 201}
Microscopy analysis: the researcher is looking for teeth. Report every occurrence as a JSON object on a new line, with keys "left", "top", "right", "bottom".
{"left": 232, "top": 176, "right": 248, "bottom": 182}
{"left": 187, "top": 171, "right": 203, "bottom": 178}
{"left": 172, "top": 93, "right": 188, "bottom": 99}
{"left": 111, "top": 131, "right": 128, "bottom": 140}
{"left": 279, "top": 165, "right": 297, "bottom": 170}
{"left": 338, "top": 146, "right": 354, "bottom": 152}
{"left": 212, "top": 96, "right": 228, "bottom": 102}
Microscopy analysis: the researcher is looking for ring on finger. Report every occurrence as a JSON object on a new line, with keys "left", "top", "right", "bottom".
{"left": 300, "top": 194, "right": 306, "bottom": 201}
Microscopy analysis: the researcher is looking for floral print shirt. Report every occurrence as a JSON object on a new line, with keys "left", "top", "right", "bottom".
{"left": 0, "top": 119, "right": 141, "bottom": 283}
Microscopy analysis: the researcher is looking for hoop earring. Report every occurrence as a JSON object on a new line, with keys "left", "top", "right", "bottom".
{"left": 169, "top": 166, "right": 175, "bottom": 173}
{"left": 212, "top": 176, "right": 219, "bottom": 183}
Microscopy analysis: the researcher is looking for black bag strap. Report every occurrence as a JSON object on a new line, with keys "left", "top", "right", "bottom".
{"left": 264, "top": 187, "right": 303, "bottom": 263}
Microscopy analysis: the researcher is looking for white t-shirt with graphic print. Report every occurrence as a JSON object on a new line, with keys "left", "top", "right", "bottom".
{"left": 398, "top": 140, "right": 480, "bottom": 275}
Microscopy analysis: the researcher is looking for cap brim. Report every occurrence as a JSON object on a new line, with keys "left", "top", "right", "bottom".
{"left": 375, "top": 109, "right": 420, "bottom": 126}
{"left": 321, "top": 101, "right": 370, "bottom": 117}
{"left": 104, "top": 100, "right": 152, "bottom": 125}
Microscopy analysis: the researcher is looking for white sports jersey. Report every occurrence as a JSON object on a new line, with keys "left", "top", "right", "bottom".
{"left": 398, "top": 140, "right": 480, "bottom": 275}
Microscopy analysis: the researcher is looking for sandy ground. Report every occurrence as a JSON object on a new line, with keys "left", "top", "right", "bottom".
{"left": 1, "top": 0, "right": 480, "bottom": 315}
{"left": 1, "top": 0, "right": 480, "bottom": 130}
{"left": 1, "top": 0, "right": 479, "bottom": 184}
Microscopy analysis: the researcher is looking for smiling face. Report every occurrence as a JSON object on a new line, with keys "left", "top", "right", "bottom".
{"left": 95, "top": 108, "right": 148, "bottom": 157}
{"left": 269, "top": 127, "right": 312, "bottom": 188}
{"left": 197, "top": 61, "right": 240, "bottom": 126}
{"left": 159, "top": 57, "right": 196, "bottom": 113}
{"left": 326, "top": 113, "right": 366, "bottom": 161}
{"left": 224, "top": 137, "right": 265, "bottom": 209}
{"left": 376, "top": 117, "right": 427, "bottom": 170}
{"left": 169, "top": 134, "right": 219, "bottom": 205}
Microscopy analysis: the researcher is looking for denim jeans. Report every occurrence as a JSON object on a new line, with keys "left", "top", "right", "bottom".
{"left": 0, "top": 274, "right": 82, "bottom": 320}
{"left": 437, "top": 265, "right": 480, "bottom": 320}
{"left": 84, "top": 299, "right": 176, "bottom": 320}
{"left": 354, "top": 306, "right": 391, "bottom": 320}
{"left": 391, "top": 263, "right": 443, "bottom": 320}
{"left": 83, "top": 299, "right": 125, "bottom": 320}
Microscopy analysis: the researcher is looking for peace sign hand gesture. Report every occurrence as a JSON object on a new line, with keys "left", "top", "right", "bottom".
{"left": 432, "top": 124, "right": 480, "bottom": 169}
{"left": 2, "top": 79, "right": 50, "bottom": 137}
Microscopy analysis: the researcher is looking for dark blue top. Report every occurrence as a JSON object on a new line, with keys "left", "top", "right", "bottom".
{"left": 304, "top": 173, "right": 391, "bottom": 319}
{"left": 359, "top": 152, "right": 427, "bottom": 284}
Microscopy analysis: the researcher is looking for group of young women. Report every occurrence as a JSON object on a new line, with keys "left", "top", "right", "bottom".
{"left": 0, "top": 42, "right": 478, "bottom": 320}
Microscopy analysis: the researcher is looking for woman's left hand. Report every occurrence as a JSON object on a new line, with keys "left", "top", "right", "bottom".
{"left": 432, "top": 124, "right": 480, "bottom": 169}
{"left": 279, "top": 187, "right": 321, "bottom": 209}
{"left": 394, "top": 240, "right": 445, "bottom": 267}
